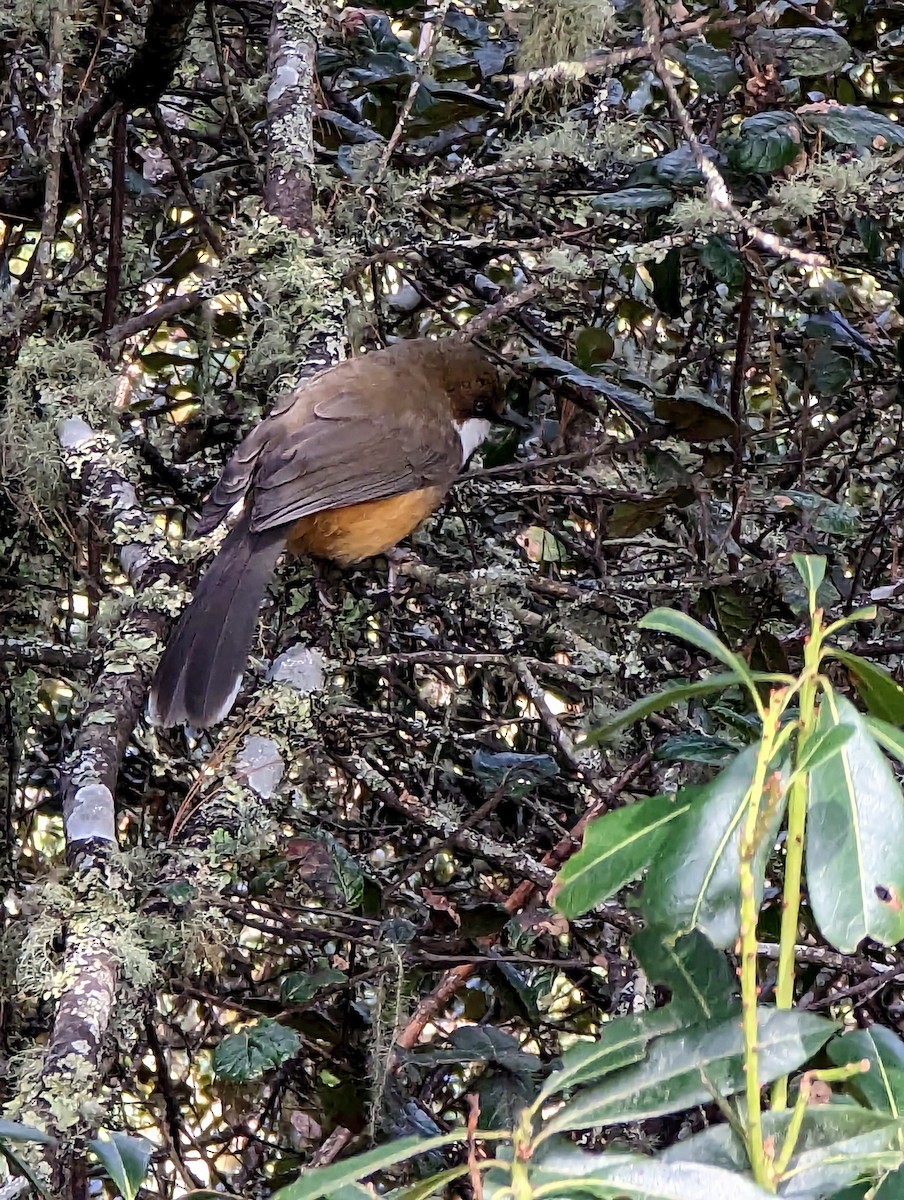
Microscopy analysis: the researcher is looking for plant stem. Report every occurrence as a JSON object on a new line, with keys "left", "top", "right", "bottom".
{"left": 739, "top": 692, "right": 785, "bottom": 1190}
{"left": 772, "top": 623, "right": 823, "bottom": 1111}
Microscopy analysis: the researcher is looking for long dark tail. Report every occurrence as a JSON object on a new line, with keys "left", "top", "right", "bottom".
{"left": 149, "top": 514, "right": 285, "bottom": 727}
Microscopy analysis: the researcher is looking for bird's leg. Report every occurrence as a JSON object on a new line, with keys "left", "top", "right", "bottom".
{"left": 384, "top": 546, "right": 419, "bottom": 594}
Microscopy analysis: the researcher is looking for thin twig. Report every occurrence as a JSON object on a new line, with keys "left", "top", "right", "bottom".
{"left": 640, "top": 0, "right": 827, "bottom": 271}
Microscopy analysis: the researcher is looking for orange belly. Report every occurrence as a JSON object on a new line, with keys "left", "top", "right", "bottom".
{"left": 285, "top": 487, "right": 445, "bottom": 565}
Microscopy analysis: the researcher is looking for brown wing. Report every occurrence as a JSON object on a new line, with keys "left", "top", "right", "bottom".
{"left": 199, "top": 388, "right": 462, "bottom": 537}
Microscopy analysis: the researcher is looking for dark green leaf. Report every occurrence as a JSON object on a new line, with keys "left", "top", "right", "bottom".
{"left": 856, "top": 215, "right": 885, "bottom": 262}
{"left": 537, "top": 1008, "right": 833, "bottom": 1139}
{"left": 523, "top": 351, "right": 654, "bottom": 420}
{"left": 280, "top": 968, "right": 347, "bottom": 1005}
{"left": 729, "top": 111, "right": 803, "bottom": 174}
{"left": 830, "top": 651, "right": 904, "bottom": 725}
{"left": 88, "top": 1133, "right": 154, "bottom": 1200}
{"left": 807, "top": 692, "right": 904, "bottom": 952}
{"left": 795, "top": 723, "right": 855, "bottom": 775}
{"left": 685, "top": 42, "right": 740, "bottom": 96}
{"left": 584, "top": 673, "right": 770, "bottom": 745}
{"left": 537, "top": 1011, "right": 674, "bottom": 1102}
{"left": 748, "top": 27, "right": 851, "bottom": 76}
{"left": 521, "top": 1152, "right": 775, "bottom": 1199}
{"left": 212, "top": 1019, "right": 301, "bottom": 1082}
{"left": 591, "top": 186, "right": 675, "bottom": 212}
{"left": 472, "top": 750, "right": 559, "bottom": 794}
{"left": 0, "top": 1119, "right": 56, "bottom": 1146}
{"left": 632, "top": 928, "right": 739, "bottom": 1025}
{"left": 653, "top": 732, "right": 739, "bottom": 765}
{"left": 665, "top": 1105, "right": 898, "bottom": 1195}
{"left": 642, "top": 745, "right": 788, "bottom": 947}
{"left": 271, "top": 1134, "right": 471, "bottom": 1200}
{"left": 574, "top": 327, "right": 615, "bottom": 370}
{"left": 554, "top": 793, "right": 691, "bottom": 918}
{"left": 827, "top": 1025, "right": 904, "bottom": 1115}
{"left": 799, "top": 103, "right": 904, "bottom": 148}
{"left": 699, "top": 237, "right": 745, "bottom": 288}
{"left": 653, "top": 390, "right": 738, "bottom": 441}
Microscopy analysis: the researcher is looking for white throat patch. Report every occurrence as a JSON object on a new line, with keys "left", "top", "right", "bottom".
{"left": 455, "top": 416, "right": 492, "bottom": 463}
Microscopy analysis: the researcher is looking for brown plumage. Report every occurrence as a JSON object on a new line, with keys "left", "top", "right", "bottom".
{"left": 149, "top": 338, "right": 508, "bottom": 728}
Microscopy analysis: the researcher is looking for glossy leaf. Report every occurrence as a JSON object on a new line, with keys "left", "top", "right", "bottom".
{"left": 748, "top": 26, "right": 851, "bottom": 76}
{"left": 685, "top": 42, "right": 739, "bottom": 96}
{"left": 642, "top": 745, "right": 787, "bottom": 947}
{"left": 638, "top": 609, "right": 756, "bottom": 691}
{"left": 791, "top": 553, "right": 826, "bottom": 605}
{"left": 523, "top": 1153, "right": 775, "bottom": 1199}
{"left": 554, "top": 792, "right": 691, "bottom": 917}
{"left": 632, "top": 927, "right": 739, "bottom": 1025}
{"left": 88, "top": 1133, "right": 153, "bottom": 1200}
{"left": 799, "top": 103, "right": 904, "bottom": 148}
{"left": 537, "top": 1010, "right": 673, "bottom": 1102}
{"left": 0, "top": 1119, "right": 56, "bottom": 1146}
{"left": 729, "top": 111, "right": 802, "bottom": 174}
{"left": 538, "top": 1008, "right": 832, "bottom": 1140}
{"left": 830, "top": 651, "right": 904, "bottom": 725}
{"left": 827, "top": 1025, "right": 904, "bottom": 1115}
{"left": 806, "top": 692, "right": 904, "bottom": 952}
{"left": 212, "top": 1019, "right": 301, "bottom": 1082}
{"left": 583, "top": 673, "right": 754, "bottom": 745}
{"left": 591, "top": 186, "right": 675, "bottom": 212}
{"left": 665, "top": 1105, "right": 900, "bottom": 1196}
{"left": 699, "top": 237, "right": 745, "bottom": 288}
{"left": 272, "top": 1133, "right": 479, "bottom": 1200}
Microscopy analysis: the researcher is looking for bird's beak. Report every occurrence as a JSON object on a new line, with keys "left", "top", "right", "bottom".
{"left": 494, "top": 406, "right": 531, "bottom": 431}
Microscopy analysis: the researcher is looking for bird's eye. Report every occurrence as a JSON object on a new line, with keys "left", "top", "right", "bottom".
{"left": 473, "top": 398, "right": 488, "bottom": 416}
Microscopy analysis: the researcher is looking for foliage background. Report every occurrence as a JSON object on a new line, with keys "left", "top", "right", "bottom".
{"left": 2, "top": 0, "right": 904, "bottom": 1194}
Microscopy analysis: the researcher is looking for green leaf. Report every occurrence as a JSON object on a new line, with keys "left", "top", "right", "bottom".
{"left": 699, "top": 237, "right": 745, "bottom": 289}
{"left": 868, "top": 718, "right": 904, "bottom": 766}
{"left": 631, "top": 928, "right": 739, "bottom": 1025}
{"left": 553, "top": 793, "right": 691, "bottom": 918}
{"left": 583, "top": 673, "right": 757, "bottom": 745}
{"left": 0, "top": 1119, "right": 56, "bottom": 1146}
{"left": 272, "top": 1133, "right": 477, "bottom": 1200}
{"left": 664, "top": 1105, "right": 899, "bottom": 1195}
{"left": 653, "top": 732, "right": 739, "bottom": 765}
{"left": 781, "top": 1121, "right": 904, "bottom": 1196}
{"left": 591, "top": 186, "right": 675, "bottom": 212}
{"left": 281, "top": 968, "right": 348, "bottom": 1005}
{"left": 794, "top": 722, "right": 855, "bottom": 775}
{"left": 791, "top": 553, "right": 826, "bottom": 608}
{"left": 638, "top": 609, "right": 757, "bottom": 693}
{"left": 729, "top": 111, "right": 802, "bottom": 174}
{"left": 799, "top": 103, "right": 904, "bottom": 149}
{"left": 386, "top": 1164, "right": 472, "bottom": 1200}
{"left": 653, "top": 390, "right": 738, "bottom": 441}
{"left": 574, "top": 327, "right": 615, "bottom": 370}
{"left": 88, "top": 1133, "right": 154, "bottom": 1200}
{"left": 642, "top": 745, "right": 788, "bottom": 948}
{"left": 806, "top": 692, "right": 904, "bottom": 952}
{"left": 212, "top": 1019, "right": 301, "bottom": 1082}
{"left": 537, "top": 1008, "right": 833, "bottom": 1141}
{"left": 685, "top": 42, "right": 740, "bottom": 96}
{"left": 828, "top": 1026, "right": 904, "bottom": 1115}
{"left": 748, "top": 27, "right": 851, "bottom": 76}
{"left": 830, "top": 651, "right": 904, "bottom": 725}
{"left": 536, "top": 1012, "right": 666, "bottom": 1103}
{"left": 525, "top": 1152, "right": 776, "bottom": 1199}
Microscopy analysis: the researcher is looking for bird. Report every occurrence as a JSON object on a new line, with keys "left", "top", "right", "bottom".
{"left": 148, "top": 337, "right": 515, "bottom": 729}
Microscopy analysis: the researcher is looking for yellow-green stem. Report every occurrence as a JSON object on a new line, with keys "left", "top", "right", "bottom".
{"left": 739, "top": 692, "right": 785, "bottom": 1189}
{"left": 772, "top": 626, "right": 823, "bottom": 1110}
